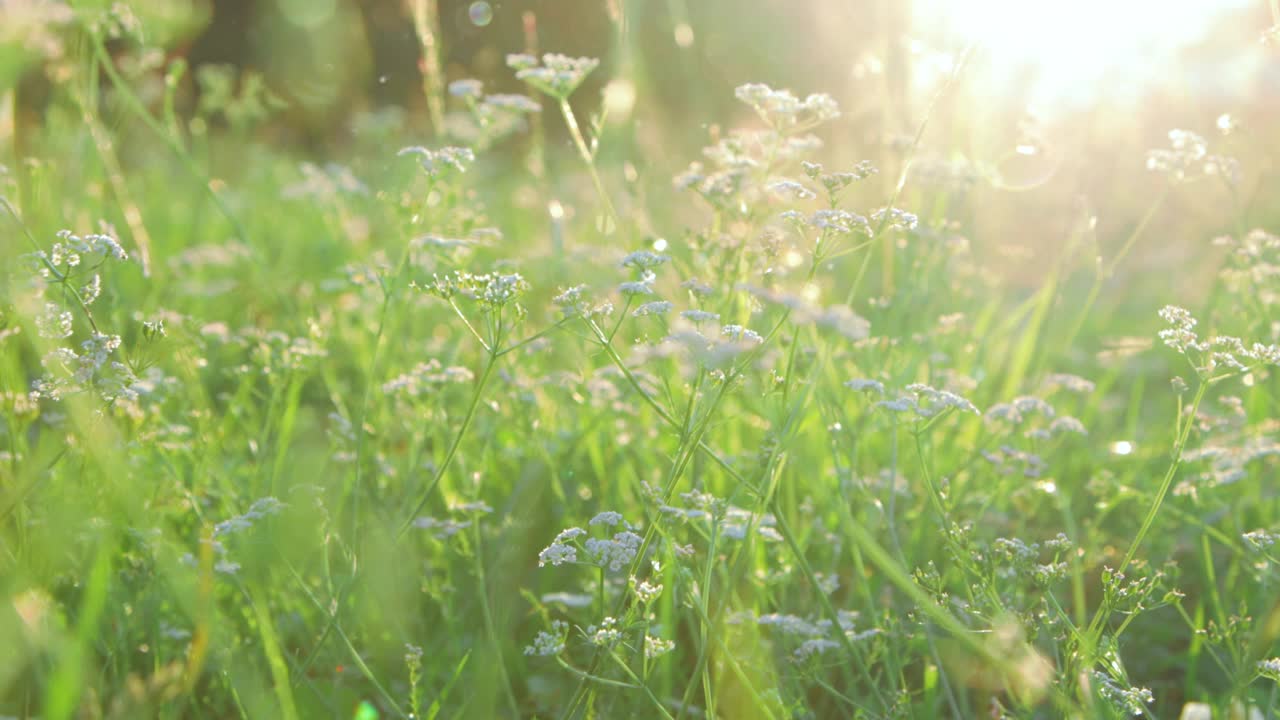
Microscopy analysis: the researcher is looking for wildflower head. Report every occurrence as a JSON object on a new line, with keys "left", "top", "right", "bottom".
{"left": 511, "top": 53, "right": 600, "bottom": 99}
{"left": 428, "top": 270, "right": 530, "bottom": 317}
{"left": 398, "top": 145, "right": 476, "bottom": 177}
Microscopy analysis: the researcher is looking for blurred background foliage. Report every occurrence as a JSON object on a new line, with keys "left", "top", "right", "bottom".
{"left": 3, "top": 1, "right": 1280, "bottom": 717}
{"left": 4, "top": 0, "right": 1277, "bottom": 293}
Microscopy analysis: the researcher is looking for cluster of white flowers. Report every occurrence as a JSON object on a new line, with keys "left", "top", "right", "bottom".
{"left": 732, "top": 609, "right": 878, "bottom": 661}
{"left": 383, "top": 359, "right": 475, "bottom": 398}
{"left": 214, "top": 497, "right": 285, "bottom": 537}
{"left": 1182, "top": 435, "right": 1280, "bottom": 488}
{"left": 584, "top": 530, "right": 644, "bottom": 571}
{"left": 616, "top": 249, "right": 669, "bottom": 300}
{"left": 1146, "top": 129, "right": 1239, "bottom": 185}
{"left": 523, "top": 620, "right": 569, "bottom": 657}
{"left": 483, "top": 93, "right": 542, "bottom": 113}
{"left": 538, "top": 527, "right": 586, "bottom": 567}
{"left": 660, "top": 324, "right": 766, "bottom": 370}
{"left": 673, "top": 82, "right": 838, "bottom": 206}
{"left": 644, "top": 635, "right": 675, "bottom": 659}
{"left": 397, "top": 145, "right": 476, "bottom": 177}
{"left": 632, "top": 300, "right": 673, "bottom": 317}
{"left": 23, "top": 227, "right": 134, "bottom": 405}
{"left": 587, "top": 616, "right": 622, "bottom": 647}
{"left": 429, "top": 270, "right": 530, "bottom": 313}
{"left": 657, "top": 491, "right": 782, "bottom": 543}
{"left": 35, "top": 303, "right": 73, "bottom": 340}
{"left": 814, "top": 208, "right": 871, "bottom": 237}
{"left": 679, "top": 309, "right": 718, "bottom": 325}
{"left": 871, "top": 207, "right": 920, "bottom": 232}
{"left": 738, "top": 285, "right": 870, "bottom": 342}
{"left": 238, "top": 325, "right": 329, "bottom": 375}
{"left": 448, "top": 78, "right": 484, "bottom": 99}
{"left": 178, "top": 497, "right": 286, "bottom": 576}
{"left": 1041, "top": 373, "right": 1096, "bottom": 395}
{"left": 47, "top": 229, "right": 129, "bottom": 266}
{"left": 874, "top": 383, "right": 979, "bottom": 419}
{"left": 734, "top": 82, "right": 840, "bottom": 131}
{"left": 985, "top": 395, "right": 1087, "bottom": 439}
{"left": 1243, "top": 529, "right": 1278, "bottom": 551}
{"left": 1092, "top": 671, "right": 1154, "bottom": 716}
{"left": 845, "top": 378, "right": 885, "bottom": 394}
{"left": 620, "top": 250, "right": 670, "bottom": 271}
{"left": 981, "top": 444, "right": 1049, "bottom": 479}
{"left": 552, "top": 284, "right": 613, "bottom": 319}
{"left": 630, "top": 575, "right": 664, "bottom": 604}
{"left": 412, "top": 500, "right": 493, "bottom": 542}
{"left": 618, "top": 281, "right": 654, "bottom": 297}
{"left": 1213, "top": 229, "right": 1280, "bottom": 307}
{"left": 681, "top": 278, "right": 714, "bottom": 297}
{"left": 444, "top": 77, "right": 544, "bottom": 145}
{"left": 508, "top": 53, "right": 600, "bottom": 98}
{"left": 801, "top": 160, "right": 878, "bottom": 198}
{"left": 281, "top": 162, "right": 367, "bottom": 200}
{"left": 1158, "top": 305, "right": 1280, "bottom": 376}
{"left": 721, "top": 506, "right": 782, "bottom": 541}
{"left": 991, "top": 534, "right": 1072, "bottom": 583}
{"left": 767, "top": 179, "right": 817, "bottom": 201}
{"left": 721, "top": 324, "right": 763, "bottom": 344}
{"left": 537, "top": 513, "right": 643, "bottom": 572}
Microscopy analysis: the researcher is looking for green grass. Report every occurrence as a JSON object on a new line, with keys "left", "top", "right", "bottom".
{"left": 3, "top": 3, "right": 1280, "bottom": 719}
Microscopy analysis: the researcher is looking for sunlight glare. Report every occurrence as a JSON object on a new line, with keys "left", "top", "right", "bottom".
{"left": 918, "top": 0, "right": 1253, "bottom": 108}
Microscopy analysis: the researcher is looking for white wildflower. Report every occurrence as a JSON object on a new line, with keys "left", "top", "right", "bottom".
{"left": 845, "top": 378, "right": 885, "bottom": 394}
{"left": 589, "top": 511, "right": 625, "bottom": 527}
{"left": 448, "top": 78, "right": 483, "bottom": 98}
{"left": 721, "top": 325, "right": 763, "bottom": 344}
{"left": 524, "top": 621, "right": 568, "bottom": 656}
{"left": 619, "top": 281, "right": 654, "bottom": 297}
{"left": 621, "top": 250, "right": 670, "bottom": 270}
{"left": 680, "top": 309, "right": 719, "bottom": 324}
{"left": 587, "top": 617, "right": 622, "bottom": 647}
{"left": 633, "top": 301, "right": 673, "bottom": 317}
{"left": 645, "top": 634, "right": 675, "bottom": 659}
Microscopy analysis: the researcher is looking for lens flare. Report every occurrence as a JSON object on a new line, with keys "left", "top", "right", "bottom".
{"left": 917, "top": 0, "right": 1255, "bottom": 110}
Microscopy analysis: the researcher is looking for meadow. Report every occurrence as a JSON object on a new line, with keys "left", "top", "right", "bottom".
{"left": 3, "top": 1, "right": 1280, "bottom": 718}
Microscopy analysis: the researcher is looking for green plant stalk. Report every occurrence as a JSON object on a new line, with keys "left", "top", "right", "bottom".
{"left": 286, "top": 564, "right": 407, "bottom": 717}
{"left": 561, "top": 327, "right": 736, "bottom": 719}
{"left": 42, "top": 543, "right": 112, "bottom": 720}
{"left": 846, "top": 42, "right": 975, "bottom": 306}
{"left": 76, "top": 45, "right": 154, "bottom": 276}
{"left": 345, "top": 236, "right": 420, "bottom": 539}
{"left": 1085, "top": 378, "right": 1208, "bottom": 649}
{"left": 559, "top": 98, "right": 620, "bottom": 233}
{"left": 1118, "top": 379, "right": 1208, "bottom": 578}
{"left": 607, "top": 650, "right": 675, "bottom": 720}
{"left": 246, "top": 586, "right": 301, "bottom": 720}
{"left": 1058, "top": 188, "right": 1169, "bottom": 356}
{"left": 87, "top": 31, "right": 248, "bottom": 244}
{"left": 471, "top": 521, "right": 521, "bottom": 717}
{"left": 684, "top": 593, "right": 780, "bottom": 720}
{"left": 578, "top": 302, "right": 997, "bottom": 707}
{"left": 411, "top": 0, "right": 447, "bottom": 134}
{"left": 397, "top": 352, "right": 499, "bottom": 538}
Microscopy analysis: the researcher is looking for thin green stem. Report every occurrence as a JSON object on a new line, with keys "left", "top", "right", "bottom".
{"left": 471, "top": 521, "right": 520, "bottom": 717}
{"left": 1116, "top": 379, "right": 1208, "bottom": 576}
{"left": 559, "top": 98, "right": 620, "bottom": 233}
{"left": 1085, "top": 379, "right": 1208, "bottom": 647}
{"left": 397, "top": 353, "right": 499, "bottom": 538}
